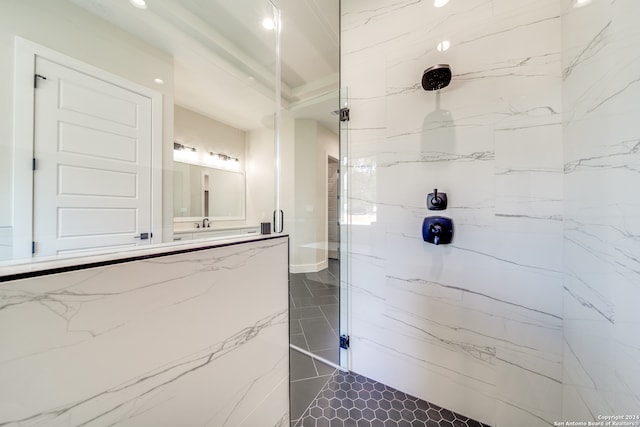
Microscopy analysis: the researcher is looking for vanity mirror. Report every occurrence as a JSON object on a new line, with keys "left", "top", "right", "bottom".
{"left": 173, "top": 161, "right": 245, "bottom": 221}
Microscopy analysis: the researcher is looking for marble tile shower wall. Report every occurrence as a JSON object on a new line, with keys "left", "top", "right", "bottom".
{"left": 342, "top": 1, "right": 563, "bottom": 425}
{"left": 562, "top": 0, "right": 640, "bottom": 420}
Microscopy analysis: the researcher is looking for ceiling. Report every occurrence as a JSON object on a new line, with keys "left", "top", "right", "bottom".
{"left": 72, "top": 0, "right": 340, "bottom": 132}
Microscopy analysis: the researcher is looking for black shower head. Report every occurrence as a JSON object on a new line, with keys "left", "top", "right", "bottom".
{"left": 422, "top": 64, "right": 452, "bottom": 91}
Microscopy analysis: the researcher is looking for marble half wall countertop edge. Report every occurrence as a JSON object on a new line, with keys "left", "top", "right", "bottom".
{"left": 0, "top": 234, "right": 289, "bottom": 283}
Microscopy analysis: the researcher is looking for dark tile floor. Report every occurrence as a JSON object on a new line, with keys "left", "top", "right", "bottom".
{"left": 290, "top": 259, "right": 340, "bottom": 365}
{"left": 290, "top": 350, "right": 337, "bottom": 424}
{"left": 293, "top": 371, "right": 492, "bottom": 427}
{"left": 290, "top": 260, "right": 341, "bottom": 425}
{"left": 289, "top": 260, "right": 491, "bottom": 427}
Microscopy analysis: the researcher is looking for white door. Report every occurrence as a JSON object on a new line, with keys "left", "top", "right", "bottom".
{"left": 32, "top": 56, "right": 153, "bottom": 256}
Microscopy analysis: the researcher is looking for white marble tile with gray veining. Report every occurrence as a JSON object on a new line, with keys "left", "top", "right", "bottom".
{"left": 343, "top": 0, "right": 565, "bottom": 425}
{"left": 0, "top": 238, "right": 289, "bottom": 427}
{"left": 561, "top": 0, "right": 640, "bottom": 422}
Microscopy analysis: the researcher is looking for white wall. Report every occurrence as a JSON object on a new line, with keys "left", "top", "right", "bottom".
{"left": 246, "top": 126, "right": 276, "bottom": 226}
{"left": 280, "top": 115, "right": 297, "bottom": 237}
{"left": 293, "top": 120, "right": 321, "bottom": 270}
{"left": 562, "top": 0, "right": 640, "bottom": 419}
{"left": 244, "top": 115, "right": 294, "bottom": 232}
{"left": 253, "top": 115, "right": 340, "bottom": 272}
{"left": 342, "top": 0, "right": 563, "bottom": 425}
{"left": 291, "top": 119, "right": 339, "bottom": 272}
{"left": 0, "top": 0, "right": 175, "bottom": 259}
{"left": 174, "top": 105, "right": 246, "bottom": 170}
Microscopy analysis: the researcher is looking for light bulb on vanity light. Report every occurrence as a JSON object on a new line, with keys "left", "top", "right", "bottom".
{"left": 209, "top": 152, "right": 238, "bottom": 162}
{"left": 433, "top": 0, "right": 449, "bottom": 7}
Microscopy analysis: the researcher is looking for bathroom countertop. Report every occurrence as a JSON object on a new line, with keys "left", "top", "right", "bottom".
{"left": 173, "top": 224, "right": 260, "bottom": 234}
{"left": 0, "top": 233, "right": 287, "bottom": 282}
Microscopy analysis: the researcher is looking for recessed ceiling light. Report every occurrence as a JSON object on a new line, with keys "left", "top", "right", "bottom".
{"left": 436, "top": 40, "right": 451, "bottom": 52}
{"left": 153, "top": 78, "right": 164, "bottom": 85}
{"left": 262, "top": 17, "right": 275, "bottom": 30}
{"left": 129, "top": 0, "right": 147, "bottom": 10}
{"left": 433, "top": 0, "right": 449, "bottom": 7}
{"left": 573, "top": 0, "right": 592, "bottom": 7}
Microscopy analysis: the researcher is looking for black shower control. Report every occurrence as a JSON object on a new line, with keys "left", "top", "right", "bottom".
{"left": 422, "top": 216, "right": 453, "bottom": 245}
{"left": 427, "top": 189, "right": 447, "bottom": 210}
{"left": 340, "top": 335, "right": 350, "bottom": 349}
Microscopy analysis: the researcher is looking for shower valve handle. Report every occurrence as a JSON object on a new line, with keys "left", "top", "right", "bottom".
{"left": 427, "top": 189, "right": 447, "bottom": 210}
{"left": 432, "top": 189, "right": 441, "bottom": 206}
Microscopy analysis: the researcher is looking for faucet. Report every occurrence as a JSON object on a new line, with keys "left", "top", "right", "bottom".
{"left": 202, "top": 218, "right": 210, "bottom": 228}
{"left": 430, "top": 224, "right": 442, "bottom": 245}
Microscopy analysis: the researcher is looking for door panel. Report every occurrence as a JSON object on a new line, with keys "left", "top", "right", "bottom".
{"left": 58, "top": 208, "right": 137, "bottom": 237}
{"left": 58, "top": 79, "right": 139, "bottom": 127}
{"left": 59, "top": 122, "right": 137, "bottom": 162}
{"left": 33, "top": 56, "right": 152, "bottom": 256}
{"left": 58, "top": 165, "right": 137, "bottom": 198}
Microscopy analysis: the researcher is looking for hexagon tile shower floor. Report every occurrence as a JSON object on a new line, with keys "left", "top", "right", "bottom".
{"left": 293, "top": 371, "right": 490, "bottom": 427}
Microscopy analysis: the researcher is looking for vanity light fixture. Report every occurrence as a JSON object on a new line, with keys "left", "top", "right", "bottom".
{"left": 209, "top": 152, "right": 239, "bottom": 163}
{"left": 174, "top": 142, "right": 196, "bottom": 152}
{"left": 129, "top": 0, "right": 147, "bottom": 10}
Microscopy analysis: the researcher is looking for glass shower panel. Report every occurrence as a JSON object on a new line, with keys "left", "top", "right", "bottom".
{"left": 287, "top": 87, "right": 342, "bottom": 369}
{"left": 208, "top": 0, "right": 280, "bottom": 235}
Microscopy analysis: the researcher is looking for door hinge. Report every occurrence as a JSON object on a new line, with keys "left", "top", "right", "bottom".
{"left": 32, "top": 158, "right": 36, "bottom": 171}
{"left": 31, "top": 241, "right": 36, "bottom": 254}
{"left": 340, "top": 334, "right": 350, "bottom": 350}
{"left": 339, "top": 108, "right": 350, "bottom": 122}
{"left": 34, "top": 74, "right": 47, "bottom": 88}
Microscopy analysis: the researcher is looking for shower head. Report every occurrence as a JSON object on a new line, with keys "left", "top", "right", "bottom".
{"left": 422, "top": 64, "right": 452, "bottom": 91}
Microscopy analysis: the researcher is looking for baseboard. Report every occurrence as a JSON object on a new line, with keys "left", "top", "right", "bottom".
{"left": 290, "top": 259, "right": 328, "bottom": 274}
